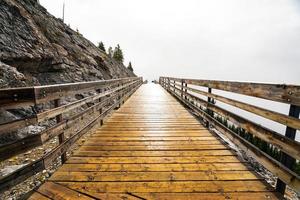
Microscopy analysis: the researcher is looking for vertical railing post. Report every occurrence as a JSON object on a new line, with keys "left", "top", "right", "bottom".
{"left": 181, "top": 79, "right": 184, "bottom": 99}
{"left": 168, "top": 78, "right": 170, "bottom": 91}
{"left": 117, "top": 82, "right": 121, "bottom": 109}
{"left": 173, "top": 80, "right": 176, "bottom": 94}
{"left": 165, "top": 78, "right": 167, "bottom": 89}
{"left": 54, "top": 99, "right": 67, "bottom": 163}
{"left": 97, "top": 88, "right": 104, "bottom": 126}
{"left": 184, "top": 81, "right": 187, "bottom": 100}
{"left": 207, "top": 87, "right": 212, "bottom": 103}
{"left": 166, "top": 78, "right": 168, "bottom": 89}
{"left": 206, "top": 87, "right": 212, "bottom": 128}
{"left": 122, "top": 81, "right": 125, "bottom": 105}
{"left": 276, "top": 104, "right": 300, "bottom": 194}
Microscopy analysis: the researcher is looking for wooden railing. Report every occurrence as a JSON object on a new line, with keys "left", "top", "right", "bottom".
{"left": 0, "top": 77, "right": 142, "bottom": 192}
{"left": 159, "top": 76, "right": 300, "bottom": 194}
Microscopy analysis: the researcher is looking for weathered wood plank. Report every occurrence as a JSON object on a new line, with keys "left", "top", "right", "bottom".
{"left": 66, "top": 156, "right": 240, "bottom": 164}
{"left": 58, "top": 163, "right": 250, "bottom": 172}
{"left": 78, "top": 145, "right": 227, "bottom": 151}
{"left": 97, "top": 127, "right": 207, "bottom": 131}
{"left": 0, "top": 87, "right": 36, "bottom": 109}
{"left": 34, "top": 77, "right": 140, "bottom": 103}
{"left": 92, "top": 133, "right": 213, "bottom": 137}
{"left": 85, "top": 137, "right": 218, "bottom": 141}
{"left": 50, "top": 171, "right": 259, "bottom": 181}
{"left": 36, "top": 182, "right": 94, "bottom": 200}
{"left": 84, "top": 140, "right": 222, "bottom": 146}
{"left": 27, "top": 192, "right": 51, "bottom": 200}
{"left": 58, "top": 181, "right": 272, "bottom": 193}
{"left": 0, "top": 160, "right": 44, "bottom": 191}
{"left": 0, "top": 116, "right": 37, "bottom": 136}
{"left": 73, "top": 150, "right": 233, "bottom": 157}
{"left": 134, "top": 192, "right": 281, "bottom": 200}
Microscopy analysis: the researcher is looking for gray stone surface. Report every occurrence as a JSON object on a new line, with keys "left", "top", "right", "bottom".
{"left": 0, "top": 0, "right": 135, "bottom": 88}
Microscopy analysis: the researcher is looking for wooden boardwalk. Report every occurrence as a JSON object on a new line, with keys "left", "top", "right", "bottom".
{"left": 29, "top": 84, "right": 280, "bottom": 200}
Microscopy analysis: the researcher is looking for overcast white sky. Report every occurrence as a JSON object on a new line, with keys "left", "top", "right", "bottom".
{"left": 40, "top": 0, "right": 300, "bottom": 84}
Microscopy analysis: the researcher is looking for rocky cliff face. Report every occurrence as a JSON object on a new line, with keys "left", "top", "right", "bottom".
{"left": 0, "top": 0, "right": 135, "bottom": 88}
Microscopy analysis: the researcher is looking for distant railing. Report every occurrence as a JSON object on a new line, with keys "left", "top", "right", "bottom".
{"left": 159, "top": 76, "right": 300, "bottom": 194}
{"left": 0, "top": 77, "right": 142, "bottom": 191}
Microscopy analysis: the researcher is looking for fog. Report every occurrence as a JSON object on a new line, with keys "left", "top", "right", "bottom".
{"left": 39, "top": 0, "right": 300, "bottom": 140}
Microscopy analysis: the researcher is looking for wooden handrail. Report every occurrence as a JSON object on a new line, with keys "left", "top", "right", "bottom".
{"left": 159, "top": 76, "right": 300, "bottom": 194}
{"left": 179, "top": 89, "right": 300, "bottom": 160}
{"left": 182, "top": 84, "right": 300, "bottom": 130}
{"left": 163, "top": 77, "right": 300, "bottom": 106}
{"left": 0, "top": 77, "right": 142, "bottom": 192}
{"left": 0, "top": 80, "right": 139, "bottom": 135}
{"left": 0, "top": 77, "right": 137, "bottom": 109}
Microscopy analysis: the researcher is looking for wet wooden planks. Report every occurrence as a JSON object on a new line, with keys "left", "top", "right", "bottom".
{"left": 29, "top": 84, "right": 280, "bottom": 199}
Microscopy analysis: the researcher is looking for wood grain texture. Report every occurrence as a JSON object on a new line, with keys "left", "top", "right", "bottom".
{"left": 29, "top": 84, "right": 279, "bottom": 199}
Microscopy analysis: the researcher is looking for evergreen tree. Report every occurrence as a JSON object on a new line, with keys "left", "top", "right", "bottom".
{"left": 127, "top": 62, "right": 133, "bottom": 72}
{"left": 98, "top": 42, "right": 106, "bottom": 52}
{"left": 113, "top": 44, "right": 124, "bottom": 63}
{"left": 108, "top": 47, "right": 113, "bottom": 58}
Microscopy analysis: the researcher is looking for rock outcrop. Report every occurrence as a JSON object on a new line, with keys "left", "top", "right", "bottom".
{"left": 0, "top": 0, "right": 135, "bottom": 88}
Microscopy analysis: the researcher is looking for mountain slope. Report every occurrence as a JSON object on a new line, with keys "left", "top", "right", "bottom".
{"left": 0, "top": 0, "right": 135, "bottom": 88}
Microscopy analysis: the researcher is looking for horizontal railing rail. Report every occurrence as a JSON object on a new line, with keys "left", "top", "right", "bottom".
{"left": 159, "top": 76, "right": 300, "bottom": 195}
{"left": 0, "top": 77, "right": 143, "bottom": 192}
{"left": 0, "top": 77, "right": 138, "bottom": 109}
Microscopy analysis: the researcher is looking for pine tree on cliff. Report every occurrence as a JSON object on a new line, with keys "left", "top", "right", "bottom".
{"left": 108, "top": 47, "right": 113, "bottom": 58}
{"left": 127, "top": 62, "right": 133, "bottom": 72}
{"left": 113, "top": 44, "right": 124, "bottom": 63}
{"left": 98, "top": 42, "right": 106, "bottom": 52}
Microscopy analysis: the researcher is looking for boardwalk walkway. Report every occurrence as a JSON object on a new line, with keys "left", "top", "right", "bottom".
{"left": 29, "top": 84, "right": 279, "bottom": 199}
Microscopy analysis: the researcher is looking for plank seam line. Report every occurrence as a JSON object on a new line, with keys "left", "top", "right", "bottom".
{"left": 53, "top": 181, "right": 100, "bottom": 200}
{"left": 33, "top": 190, "right": 54, "bottom": 200}
{"left": 49, "top": 179, "right": 265, "bottom": 183}
{"left": 66, "top": 162, "right": 247, "bottom": 164}
{"left": 73, "top": 155, "right": 235, "bottom": 157}
{"left": 55, "top": 170, "right": 255, "bottom": 172}
{"left": 126, "top": 192, "right": 147, "bottom": 200}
